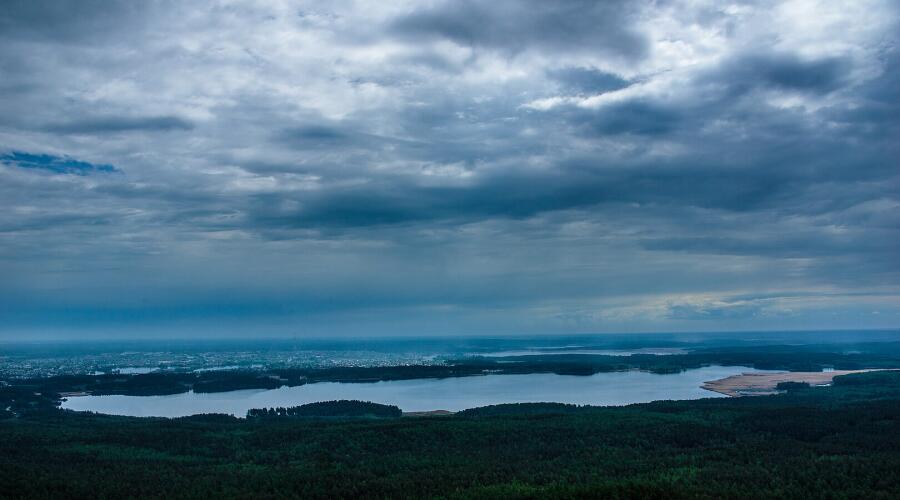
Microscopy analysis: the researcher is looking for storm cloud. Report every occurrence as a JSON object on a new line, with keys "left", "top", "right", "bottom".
{"left": 0, "top": 0, "right": 898, "bottom": 339}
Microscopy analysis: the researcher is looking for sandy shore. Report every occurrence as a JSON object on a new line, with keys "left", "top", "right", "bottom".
{"left": 701, "top": 369, "right": 894, "bottom": 397}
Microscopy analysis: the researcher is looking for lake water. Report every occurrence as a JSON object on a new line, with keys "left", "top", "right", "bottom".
{"left": 477, "top": 347, "right": 688, "bottom": 357}
{"left": 62, "top": 365, "right": 770, "bottom": 417}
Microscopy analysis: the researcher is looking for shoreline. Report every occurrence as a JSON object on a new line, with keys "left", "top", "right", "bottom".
{"left": 701, "top": 369, "right": 897, "bottom": 397}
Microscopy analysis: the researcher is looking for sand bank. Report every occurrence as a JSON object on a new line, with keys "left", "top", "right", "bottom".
{"left": 701, "top": 369, "right": 894, "bottom": 397}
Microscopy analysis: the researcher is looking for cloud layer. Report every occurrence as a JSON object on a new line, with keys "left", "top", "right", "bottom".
{"left": 1, "top": 0, "right": 898, "bottom": 338}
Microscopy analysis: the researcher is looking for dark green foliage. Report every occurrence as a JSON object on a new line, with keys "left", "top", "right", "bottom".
{"left": 0, "top": 386, "right": 60, "bottom": 417}
{"left": 193, "top": 372, "right": 282, "bottom": 393}
{"left": 247, "top": 400, "right": 402, "bottom": 419}
{"left": 776, "top": 381, "right": 811, "bottom": 391}
{"left": 175, "top": 413, "right": 241, "bottom": 423}
{"left": 16, "top": 372, "right": 197, "bottom": 396}
{"left": 457, "top": 402, "right": 585, "bottom": 417}
{"left": 1, "top": 371, "right": 899, "bottom": 498}
{"left": 834, "top": 370, "right": 900, "bottom": 386}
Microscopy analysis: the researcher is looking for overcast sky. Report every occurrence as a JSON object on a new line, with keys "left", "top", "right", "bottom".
{"left": 1, "top": 0, "right": 898, "bottom": 340}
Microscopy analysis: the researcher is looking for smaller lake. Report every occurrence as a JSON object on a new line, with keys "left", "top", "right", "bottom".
{"left": 62, "top": 365, "right": 771, "bottom": 418}
{"left": 477, "top": 347, "right": 688, "bottom": 357}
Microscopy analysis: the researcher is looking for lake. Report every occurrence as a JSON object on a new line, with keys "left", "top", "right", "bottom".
{"left": 61, "top": 365, "right": 771, "bottom": 417}
{"left": 476, "top": 347, "right": 688, "bottom": 357}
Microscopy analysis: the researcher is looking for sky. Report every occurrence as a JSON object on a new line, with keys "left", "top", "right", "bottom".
{"left": 1, "top": 0, "right": 898, "bottom": 340}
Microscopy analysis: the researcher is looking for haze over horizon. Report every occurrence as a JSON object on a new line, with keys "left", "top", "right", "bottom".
{"left": 1, "top": 0, "right": 898, "bottom": 340}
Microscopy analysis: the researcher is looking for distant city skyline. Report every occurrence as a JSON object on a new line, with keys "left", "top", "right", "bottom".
{"left": 1, "top": 0, "right": 898, "bottom": 339}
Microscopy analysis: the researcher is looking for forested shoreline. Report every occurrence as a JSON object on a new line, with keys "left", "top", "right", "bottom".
{"left": 1, "top": 371, "right": 899, "bottom": 498}
{"left": 4, "top": 343, "right": 900, "bottom": 403}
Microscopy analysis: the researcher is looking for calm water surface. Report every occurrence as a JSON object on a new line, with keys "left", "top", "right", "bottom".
{"left": 62, "top": 365, "right": 769, "bottom": 417}
{"left": 477, "top": 347, "right": 688, "bottom": 357}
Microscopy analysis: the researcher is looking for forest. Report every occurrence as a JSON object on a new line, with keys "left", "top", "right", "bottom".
{"left": 247, "top": 400, "right": 402, "bottom": 419}
{"left": 1, "top": 370, "right": 899, "bottom": 498}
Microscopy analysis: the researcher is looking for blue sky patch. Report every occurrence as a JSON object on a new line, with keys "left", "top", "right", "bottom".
{"left": 1, "top": 151, "right": 118, "bottom": 175}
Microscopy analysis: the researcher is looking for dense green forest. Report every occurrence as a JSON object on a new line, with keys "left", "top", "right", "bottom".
{"left": 1, "top": 371, "right": 899, "bottom": 498}
{"left": 247, "top": 400, "right": 402, "bottom": 419}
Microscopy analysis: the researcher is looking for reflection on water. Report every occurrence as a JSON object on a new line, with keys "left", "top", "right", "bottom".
{"left": 62, "top": 365, "right": 771, "bottom": 418}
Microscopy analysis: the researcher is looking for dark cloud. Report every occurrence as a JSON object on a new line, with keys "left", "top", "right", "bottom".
{"left": 275, "top": 124, "right": 383, "bottom": 152}
{"left": 570, "top": 101, "right": 682, "bottom": 136}
{"left": 284, "top": 125, "right": 346, "bottom": 141}
{"left": 0, "top": 0, "right": 150, "bottom": 44}
{"left": 45, "top": 116, "right": 194, "bottom": 134}
{"left": 390, "top": 0, "right": 647, "bottom": 59}
{"left": 547, "top": 67, "right": 632, "bottom": 94}
{"left": 714, "top": 52, "right": 852, "bottom": 95}
{"left": 822, "top": 51, "right": 900, "bottom": 140}
{"left": 754, "top": 54, "right": 849, "bottom": 91}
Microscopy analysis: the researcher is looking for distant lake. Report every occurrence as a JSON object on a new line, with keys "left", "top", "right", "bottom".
{"left": 62, "top": 365, "right": 772, "bottom": 418}
{"left": 476, "top": 347, "right": 688, "bottom": 357}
